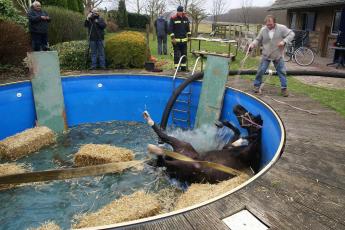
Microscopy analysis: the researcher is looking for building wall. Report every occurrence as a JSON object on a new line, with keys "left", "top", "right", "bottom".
{"left": 287, "top": 5, "right": 344, "bottom": 57}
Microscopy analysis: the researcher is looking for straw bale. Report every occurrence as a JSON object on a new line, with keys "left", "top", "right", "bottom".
{"left": 27, "top": 221, "right": 61, "bottom": 230}
{"left": 73, "top": 191, "right": 161, "bottom": 228}
{"left": 175, "top": 172, "right": 252, "bottom": 210}
{"left": 0, "top": 163, "right": 31, "bottom": 190}
{"left": 156, "top": 187, "right": 183, "bottom": 213}
{"left": 74, "top": 144, "right": 135, "bottom": 167}
{"left": 0, "top": 126, "right": 56, "bottom": 160}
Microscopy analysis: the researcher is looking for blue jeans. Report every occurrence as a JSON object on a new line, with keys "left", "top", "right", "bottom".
{"left": 90, "top": 40, "right": 105, "bottom": 68}
{"left": 254, "top": 57, "right": 287, "bottom": 89}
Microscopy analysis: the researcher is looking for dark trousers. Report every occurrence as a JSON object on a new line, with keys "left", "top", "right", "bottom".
{"left": 173, "top": 42, "right": 187, "bottom": 71}
{"left": 157, "top": 35, "right": 167, "bottom": 55}
{"left": 31, "top": 33, "right": 48, "bottom": 51}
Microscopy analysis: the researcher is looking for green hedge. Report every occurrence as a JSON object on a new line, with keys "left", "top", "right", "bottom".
{"left": 0, "top": 0, "right": 27, "bottom": 26}
{"left": 45, "top": 6, "right": 87, "bottom": 45}
{"left": 51, "top": 40, "right": 87, "bottom": 70}
{"left": 105, "top": 31, "right": 147, "bottom": 68}
{"left": 128, "top": 13, "right": 149, "bottom": 29}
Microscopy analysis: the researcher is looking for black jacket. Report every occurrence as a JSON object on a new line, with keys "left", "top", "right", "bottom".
{"left": 84, "top": 17, "right": 107, "bottom": 41}
{"left": 169, "top": 14, "right": 191, "bottom": 40}
{"left": 27, "top": 8, "right": 50, "bottom": 34}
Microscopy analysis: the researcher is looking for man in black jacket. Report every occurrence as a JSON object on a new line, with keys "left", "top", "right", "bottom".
{"left": 84, "top": 8, "right": 107, "bottom": 70}
{"left": 27, "top": 1, "right": 50, "bottom": 51}
{"left": 169, "top": 6, "right": 191, "bottom": 71}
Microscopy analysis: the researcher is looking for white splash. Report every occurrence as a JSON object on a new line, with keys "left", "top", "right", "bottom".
{"left": 167, "top": 124, "right": 234, "bottom": 154}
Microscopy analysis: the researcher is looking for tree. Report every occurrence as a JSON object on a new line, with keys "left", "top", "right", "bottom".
{"left": 169, "top": 0, "right": 190, "bottom": 12}
{"left": 145, "top": 0, "right": 166, "bottom": 40}
{"left": 67, "top": 0, "right": 79, "bottom": 12}
{"left": 241, "top": 0, "right": 253, "bottom": 25}
{"left": 14, "top": 0, "right": 32, "bottom": 13}
{"left": 127, "top": 0, "right": 144, "bottom": 14}
{"left": 117, "top": 0, "right": 128, "bottom": 28}
{"left": 212, "top": 0, "right": 228, "bottom": 23}
{"left": 188, "top": 3, "right": 208, "bottom": 36}
{"left": 82, "top": 0, "right": 109, "bottom": 15}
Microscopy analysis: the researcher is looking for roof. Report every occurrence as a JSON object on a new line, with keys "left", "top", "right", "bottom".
{"left": 270, "top": 0, "right": 345, "bottom": 10}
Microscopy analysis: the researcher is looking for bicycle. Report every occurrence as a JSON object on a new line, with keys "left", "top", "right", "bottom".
{"left": 283, "top": 31, "right": 315, "bottom": 66}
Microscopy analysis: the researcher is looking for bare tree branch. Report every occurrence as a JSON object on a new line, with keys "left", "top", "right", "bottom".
{"left": 15, "top": 0, "right": 31, "bottom": 13}
{"left": 240, "top": 0, "right": 253, "bottom": 25}
{"left": 212, "top": 0, "right": 229, "bottom": 23}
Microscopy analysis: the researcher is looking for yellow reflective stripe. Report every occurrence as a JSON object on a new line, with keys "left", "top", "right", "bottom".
{"left": 180, "top": 63, "right": 187, "bottom": 66}
{"left": 187, "top": 32, "right": 192, "bottom": 35}
{"left": 174, "top": 21, "right": 182, "bottom": 24}
{"left": 174, "top": 64, "right": 179, "bottom": 67}
{"left": 170, "top": 33, "right": 175, "bottom": 37}
{"left": 175, "top": 38, "right": 188, "bottom": 42}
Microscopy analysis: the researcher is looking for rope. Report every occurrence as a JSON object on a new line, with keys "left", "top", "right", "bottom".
{"left": 266, "top": 96, "right": 318, "bottom": 115}
{"left": 160, "top": 148, "right": 243, "bottom": 177}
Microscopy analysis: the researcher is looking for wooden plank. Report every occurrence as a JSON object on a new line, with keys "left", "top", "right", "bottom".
{"left": 195, "top": 55, "right": 230, "bottom": 128}
{"left": 0, "top": 160, "right": 143, "bottom": 184}
{"left": 28, "top": 51, "right": 66, "bottom": 133}
{"left": 183, "top": 206, "right": 229, "bottom": 230}
{"left": 260, "top": 167, "right": 345, "bottom": 227}
{"left": 120, "top": 214, "right": 194, "bottom": 230}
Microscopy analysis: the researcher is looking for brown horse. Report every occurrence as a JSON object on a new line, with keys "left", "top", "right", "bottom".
{"left": 144, "top": 105, "right": 263, "bottom": 184}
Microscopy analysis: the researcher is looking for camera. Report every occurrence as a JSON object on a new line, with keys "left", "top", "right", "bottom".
{"left": 89, "top": 11, "right": 99, "bottom": 20}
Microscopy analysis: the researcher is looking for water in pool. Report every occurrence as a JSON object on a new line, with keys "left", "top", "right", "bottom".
{"left": 0, "top": 121, "right": 173, "bottom": 230}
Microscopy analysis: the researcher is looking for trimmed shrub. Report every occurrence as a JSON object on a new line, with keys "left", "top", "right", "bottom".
{"left": 0, "top": 20, "right": 31, "bottom": 65}
{"left": 51, "top": 40, "right": 87, "bottom": 70}
{"left": 44, "top": 6, "right": 87, "bottom": 45}
{"left": 128, "top": 13, "right": 149, "bottom": 29}
{"left": 105, "top": 31, "right": 147, "bottom": 68}
{"left": 0, "top": 0, "right": 27, "bottom": 26}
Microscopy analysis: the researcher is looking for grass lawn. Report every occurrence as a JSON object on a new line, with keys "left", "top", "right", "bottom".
{"left": 108, "top": 31, "right": 345, "bottom": 118}
{"left": 241, "top": 74, "right": 345, "bottom": 118}
{"left": 148, "top": 33, "right": 259, "bottom": 71}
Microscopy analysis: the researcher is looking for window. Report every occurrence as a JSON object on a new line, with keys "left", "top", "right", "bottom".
{"left": 302, "top": 12, "right": 316, "bottom": 31}
{"left": 332, "top": 11, "right": 341, "bottom": 34}
{"left": 290, "top": 13, "right": 297, "bottom": 29}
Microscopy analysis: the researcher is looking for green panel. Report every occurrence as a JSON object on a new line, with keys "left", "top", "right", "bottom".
{"left": 29, "top": 51, "right": 66, "bottom": 133}
{"left": 195, "top": 55, "right": 230, "bottom": 129}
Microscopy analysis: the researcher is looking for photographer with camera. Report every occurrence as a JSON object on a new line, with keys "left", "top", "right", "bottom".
{"left": 84, "top": 8, "right": 107, "bottom": 70}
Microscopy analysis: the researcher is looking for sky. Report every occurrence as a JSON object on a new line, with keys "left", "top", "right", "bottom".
{"left": 103, "top": 0, "right": 275, "bottom": 14}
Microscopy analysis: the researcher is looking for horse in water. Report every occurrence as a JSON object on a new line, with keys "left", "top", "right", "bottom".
{"left": 144, "top": 105, "right": 263, "bottom": 184}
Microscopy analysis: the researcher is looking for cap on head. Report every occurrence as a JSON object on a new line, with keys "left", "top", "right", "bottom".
{"left": 177, "top": 6, "right": 184, "bottom": 12}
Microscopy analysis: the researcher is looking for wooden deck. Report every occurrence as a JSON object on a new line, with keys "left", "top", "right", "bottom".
{"left": 118, "top": 78, "right": 345, "bottom": 230}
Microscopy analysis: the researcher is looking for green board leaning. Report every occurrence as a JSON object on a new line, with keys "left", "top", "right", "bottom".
{"left": 195, "top": 55, "right": 230, "bottom": 129}
{"left": 28, "top": 51, "right": 67, "bottom": 133}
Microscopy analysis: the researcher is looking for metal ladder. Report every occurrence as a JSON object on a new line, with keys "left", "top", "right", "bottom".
{"left": 171, "top": 56, "right": 201, "bottom": 129}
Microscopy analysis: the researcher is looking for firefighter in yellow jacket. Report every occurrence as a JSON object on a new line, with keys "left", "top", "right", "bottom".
{"left": 169, "top": 6, "right": 191, "bottom": 71}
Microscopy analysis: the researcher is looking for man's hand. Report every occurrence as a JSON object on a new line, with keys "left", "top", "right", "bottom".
{"left": 87, "top": 13, "right": 92, "bottom": 20}
{"left": 41, "top": 16, "right": 48, "bottom": 20}
{"left": 278, "top": 41, "right": 285, "bottom": 48}
{"left": 248, "top": 43, "right": 255, "bottom": 51}
{"left": 172, "top": 38, "right": 176, "bottom": 45}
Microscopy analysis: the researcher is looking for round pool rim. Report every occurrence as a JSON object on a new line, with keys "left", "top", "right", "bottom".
{"left": 0, "top": 73, "right": 286, "bottom": 230}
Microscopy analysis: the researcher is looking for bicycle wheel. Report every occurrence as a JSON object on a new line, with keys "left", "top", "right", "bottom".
{"left": 294, "top": 46, "right": 315, "bottom": 66}
{"left": 283, "top": 45, "right": 292, "bottom": 62}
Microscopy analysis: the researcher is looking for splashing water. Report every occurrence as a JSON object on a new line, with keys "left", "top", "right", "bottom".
{"left": 167, "top": 124, "right": 234, "bottom": 154}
